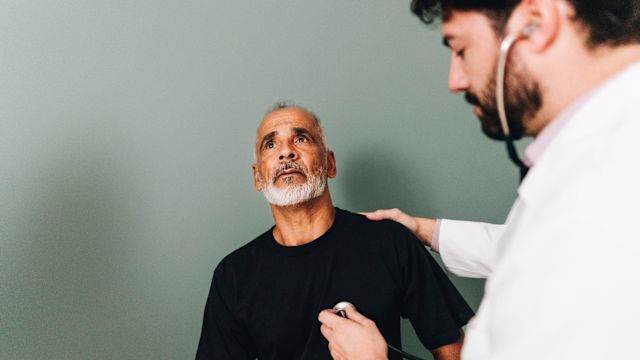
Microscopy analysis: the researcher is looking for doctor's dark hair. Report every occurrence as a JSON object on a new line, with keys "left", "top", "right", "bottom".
{"left": 410, "top": 0, "right": 640, "bottom": 47}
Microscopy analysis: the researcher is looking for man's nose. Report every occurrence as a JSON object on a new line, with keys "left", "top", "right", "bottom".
{"left": 278, "top": 144, "right": 298, "bottom": 161}
{"left": 448, "top": 56, "right": 470, "bottom": 93}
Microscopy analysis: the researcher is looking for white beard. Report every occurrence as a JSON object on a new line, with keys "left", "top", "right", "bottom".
{"left": 260, "top": 164, "right": 327, "bottom": 206}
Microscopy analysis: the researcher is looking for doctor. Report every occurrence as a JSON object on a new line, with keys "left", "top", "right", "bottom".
{"left": 318, "top": 0, "right": 640, "bottom": 359}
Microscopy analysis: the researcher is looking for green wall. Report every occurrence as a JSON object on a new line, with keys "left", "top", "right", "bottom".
{"left": 0, "top": 0, "right": 521, "bottom": 358}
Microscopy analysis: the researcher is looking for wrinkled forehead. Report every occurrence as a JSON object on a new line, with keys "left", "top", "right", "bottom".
{"left": 255, "top": 107, "right": 320, "bottom": 141}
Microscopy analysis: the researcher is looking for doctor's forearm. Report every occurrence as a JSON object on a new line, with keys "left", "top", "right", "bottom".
{"left": 414, "top": 217, "right": 438, "bottom": 247}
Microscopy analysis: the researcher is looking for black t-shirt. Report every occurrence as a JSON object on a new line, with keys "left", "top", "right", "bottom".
{"left": 196, "top": 208, "right": 474, "bottom": 359}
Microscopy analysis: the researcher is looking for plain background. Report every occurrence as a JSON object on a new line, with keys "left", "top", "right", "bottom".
{"left": 1, "top": 0, "right": 522, "bottom": 358}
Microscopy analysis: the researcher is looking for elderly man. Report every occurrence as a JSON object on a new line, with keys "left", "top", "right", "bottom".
{"left": 195, "top": 103, "right": 474, "bottom": 359}
{"left": 318, "top": 0, "right": 640, "bottom": 359}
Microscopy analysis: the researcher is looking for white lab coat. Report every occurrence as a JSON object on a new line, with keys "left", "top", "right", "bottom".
{"left": 438, "top": 62, "right": 640, "bottom": 360}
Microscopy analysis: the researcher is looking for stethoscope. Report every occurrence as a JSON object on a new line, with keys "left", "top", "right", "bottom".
{"left": 496, "top": 22, "right": 539, "bottom": 181}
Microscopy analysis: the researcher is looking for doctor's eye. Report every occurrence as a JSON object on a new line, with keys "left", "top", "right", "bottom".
{"left": 294, "top": 136, "right": 309, "bottom": 143}
{"left": 264, "top": 142, "right": 275, "bottom": 150}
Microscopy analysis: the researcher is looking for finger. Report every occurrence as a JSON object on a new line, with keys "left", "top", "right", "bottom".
{"left": 343, "top": 306, "right": 370, "bottom": 324}
{"left": 358, "top": 211, "right": 376, "bottom": 218}
{"left": 329, "top": 341, "right": 348, "bottom": 360}
{"left": 360, "top": 209, "right": 392, "bottom": 220}
{"left": 320, "top": 323, "right": 333, "bottom": 341}
{"left": 329, "top": 344, "right": 345, "bottom": 360}
{"left": 318, "top": 309, "right": 345, "bottom": 328}
{"left": 318, "top": 309, "right": 333, "bottom": 325}
{"left": 328, "top": 345, "right": 342, "bottom": 360}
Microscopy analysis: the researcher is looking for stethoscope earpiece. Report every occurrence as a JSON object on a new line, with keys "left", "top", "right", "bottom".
{"left": 521, "top": 23, "right": 540, "bottom": 38}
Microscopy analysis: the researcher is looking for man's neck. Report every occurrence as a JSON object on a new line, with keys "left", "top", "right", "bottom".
{"left": 530, "top": 44, "right": 640, "bottom": 136}
{"left": 270, "top": 191, "right": 336, "bottom": 247}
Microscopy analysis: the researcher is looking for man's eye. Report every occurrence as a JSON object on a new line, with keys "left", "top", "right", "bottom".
{"left": 265, "top": 142, "right": 275, "bottom": 149}
{"left": 295, "top": 137, "right": 308, "bottom": 143}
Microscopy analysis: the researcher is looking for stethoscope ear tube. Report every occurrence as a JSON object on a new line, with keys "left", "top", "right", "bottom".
{"left": 506, "top": 139, "right": 529, "bottom": 180}
{"left": 497, "top": 32, "right": 531, "bottom": 181}
{"left": 496, "top": 32, "right": 519, "bottom": 138}
{"left": 387, "top": 343, "right": 428, "bottom": 360}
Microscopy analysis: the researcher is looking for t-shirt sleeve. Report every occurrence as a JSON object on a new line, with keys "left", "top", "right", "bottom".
{"left": 393, "top": 223, "right": 475, "bottom": 350}
{"left": 196, "top": 261, "right": 257, "bottom": 359}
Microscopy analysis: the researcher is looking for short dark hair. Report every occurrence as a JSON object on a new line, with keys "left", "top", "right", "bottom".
{"left": 410, "top": 0, "right": 640, "bottom": 47}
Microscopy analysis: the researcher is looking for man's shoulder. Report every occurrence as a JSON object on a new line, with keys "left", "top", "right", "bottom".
{"left": 336, "top": 207, "right": 416, "bottom": 241}
{"left": 217, "top": 228, "right": 272, "bottom": 270}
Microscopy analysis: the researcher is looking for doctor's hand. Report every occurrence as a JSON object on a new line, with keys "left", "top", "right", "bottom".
{"left": 362, "top": 208, "right": 437, "bottom": 247}
{"left": 318, "top": 306, "right": 388, "bottom": 360}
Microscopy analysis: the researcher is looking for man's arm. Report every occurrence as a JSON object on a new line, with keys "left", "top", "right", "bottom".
{"left": 394, "top": 221, "right": 473, "bottom": 354}
{"left": 196, "top": 265, "right": 256, "bottom": 359}
{"left": 431, "top": 330, "right": 464, "bottom": 360}
{"left": 436, "top": 219, "right": 504, "bottom": 278}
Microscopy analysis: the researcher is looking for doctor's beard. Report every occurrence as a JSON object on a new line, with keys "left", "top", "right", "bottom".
{"left": 259, "top": 161, "right": 327, "bottom": 207}
{"left": 466, "top": 57, "right": 543, "bottom": 141}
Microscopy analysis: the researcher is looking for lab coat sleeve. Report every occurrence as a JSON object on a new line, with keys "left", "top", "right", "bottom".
{"left": 437, "top": 219, "right": 505, "bottom": 278}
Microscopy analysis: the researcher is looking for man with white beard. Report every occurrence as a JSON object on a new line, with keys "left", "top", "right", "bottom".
{"left": 195, "top": 102, "right": 474, "bottom": 360}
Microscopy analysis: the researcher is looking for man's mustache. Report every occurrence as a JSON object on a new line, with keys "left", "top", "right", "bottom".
{"left": 271, "top": 162, "right": 308, "bottom": 182}
{"left": 465, "top": 92, "right": 481, "bottom": 107}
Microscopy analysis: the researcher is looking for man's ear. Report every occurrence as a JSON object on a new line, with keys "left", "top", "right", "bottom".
{"left": 510, "top": 0, "right": 562, "bottom": 53}
{"left": 326, "top": 150, "right": 337, "bottom": 179}
{"left": 252, "top": 164, "right": 262, "bottom": 191}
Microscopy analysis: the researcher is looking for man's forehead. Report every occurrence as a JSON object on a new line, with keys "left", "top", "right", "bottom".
{"left": 441, "top": 10, "right": 495, "bottom": 45}
{"left": 257, "top": 108, "right": 317, "bottom": 136}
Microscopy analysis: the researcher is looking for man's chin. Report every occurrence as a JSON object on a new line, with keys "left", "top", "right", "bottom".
{"left": 481, "top": 126, "right": 508, "bottom": 141}
{"left": 477, "top": 115, "right": 506, "bottom": 141}
{"left": 263, "top": 188, "right": 321, "bottom": 207}
{"left": 276, "top": 174, "right": 306, "bottom": 186}
{"left": 481, "top": 128, "right": 525, "bottom": 141}
{"left": 479, "top": 117, "right": 524, "bottom": 141}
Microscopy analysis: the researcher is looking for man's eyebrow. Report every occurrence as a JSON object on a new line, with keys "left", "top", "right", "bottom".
{"left": 293, "top": 127, "right": 313, "bottom": 138}
{"left": 260, "top": 131, "right": 277, "bottom": 147}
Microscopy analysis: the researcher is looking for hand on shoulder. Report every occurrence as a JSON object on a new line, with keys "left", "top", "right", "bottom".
{"left": 361, "top": 208, "right": 437, "bottom": 247}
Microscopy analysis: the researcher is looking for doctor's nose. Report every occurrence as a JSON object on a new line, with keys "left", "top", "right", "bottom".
{"left": 448, "top": 58, "right": 470, "bottom": 93}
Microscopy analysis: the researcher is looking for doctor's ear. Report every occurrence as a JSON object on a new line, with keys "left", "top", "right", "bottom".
{"left": 511, "top": 0, "right": 563, "bottom": 52}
